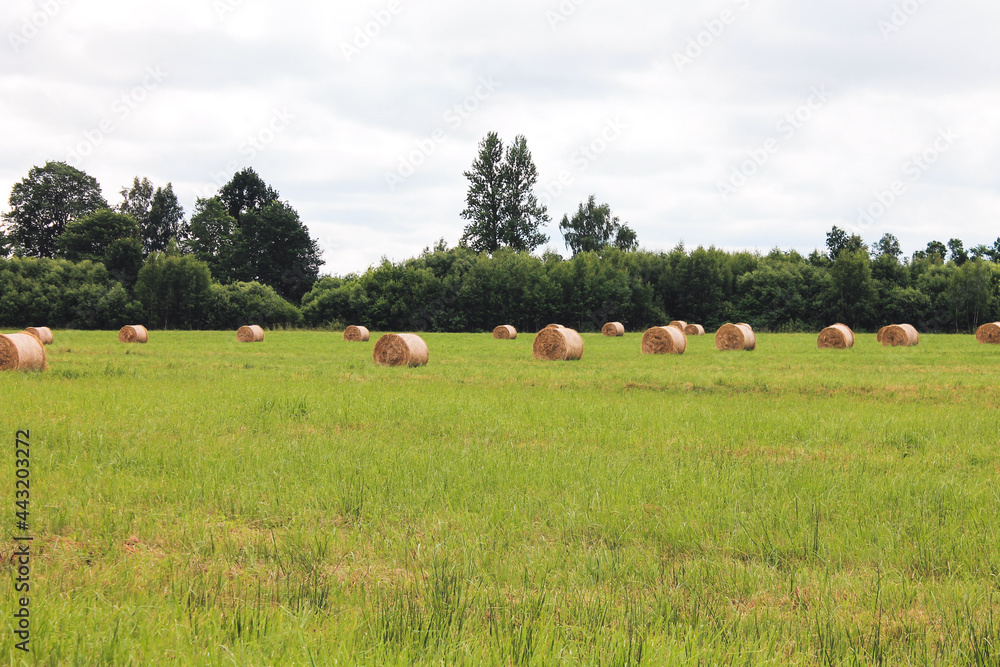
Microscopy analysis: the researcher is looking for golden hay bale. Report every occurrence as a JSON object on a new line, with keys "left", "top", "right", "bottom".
{"left": 373, "top": 333, "right": 429, "bottom": 367}
{"left": 641, "top": 326, "right": 687, "bottom": 355}
{"left": 24, "top": 327, "right": 53, "bottom": 345}
{"left": 881, "top": 324, "right": 919, "bottom": 347}
{"left": 715, "top": 323, "right": 756, "bottom": 351}
{"left": 818, "top": 323, "right": 855, "bottom": 349}
{"left": 0, "top": 333, "right": 46, "bottom": 371}
{"left": 118, "top": 325, "right": 148, "bottom": 344}
{"left": 668, "top": 320, "right": 688, "bottom": 330}
{"left": 975, "top": 322, "right": 1000, "bottom": 344}
{"left": 344, "top": 325, "right": 371, "bottom": 342}
{"left": 237, "top": 325, "right": 265, "bottom": 343}
{"left": 602, "top": 322, "right": 625, "bottom": 337}
{"left": 876, "top": 326, "right": 889, "bottom": 343}
{"left": 683, "top": 324, "right": 706, "bottom": 336}
{"left": 532, "top": 326, "right": 583, "bottom": 361}
{"left": 493, "top": 325, "right": 517, "bottom": 340}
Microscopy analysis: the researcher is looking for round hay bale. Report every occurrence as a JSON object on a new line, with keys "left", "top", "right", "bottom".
{"left": 344, "top": 325, "right": 371, "bottom": 342}
{"left": 668, "top": 320, "right": 688, "bottom": 330}
{"left": 532, "top": 326, "right": 583, "bottom": 361}
{"left": 0, "top": 333, "right": 46, "bottom": 371}
{"left": 975, "top": 322, "right": 1000, "bottom": 345}
{"left": 715, "top": 323, "right": 756, "bottom": 351}
{"left": 118, "top": 325, "right": 148, "bottom": 344}
{"left": 683, "top": 324, "right": 706, "bottom": 336}
{"left": 641, "top": 326, "right": 687, "bottom": 355}
{"left": 237, "top": 325, "right": 265, "bottom": 343}
{"left": 881, "top": 324, "right": 919, "bottom": 347}
{"left": 493, "top": 325, "right": 517, "bottom": 340}
{"left": 876, "top": 326, "right": 889, "bottom": 343}
{"left": 602, "top": 322, "right": 625, "bottom": 337}
{"left": 24, "top": 327, "right": 53, "bottom": 345}
{"left": 373, "top": 333, "right": 429, "bottom": 367}
{"left": 818, "top": 323, "right": 855, "bottom": 349}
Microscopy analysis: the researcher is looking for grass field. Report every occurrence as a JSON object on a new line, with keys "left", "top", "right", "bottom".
{"left": 3, "top": 330, "right": 1000, "bottom": 665}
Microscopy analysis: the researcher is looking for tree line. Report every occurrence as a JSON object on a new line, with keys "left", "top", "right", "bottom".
{"left": 3, "top": 137, "right": 999, "bottom": 333}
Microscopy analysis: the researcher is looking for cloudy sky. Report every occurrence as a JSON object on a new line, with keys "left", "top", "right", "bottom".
{"left": 2, "top": 0, "right": 999, "bottom": 274}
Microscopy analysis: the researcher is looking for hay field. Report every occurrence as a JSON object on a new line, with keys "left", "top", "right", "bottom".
{"left": 3, "top": 331, "right": 1000, "bottom": 665}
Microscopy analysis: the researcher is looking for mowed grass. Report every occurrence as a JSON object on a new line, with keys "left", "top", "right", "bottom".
{"left": 3, "top": 330, "right": 1000, "bottom": 665}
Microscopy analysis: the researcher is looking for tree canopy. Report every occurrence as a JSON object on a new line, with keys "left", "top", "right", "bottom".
{"left": 2, "top": 161, "right": 108, "bottom": 258}
{"left": 559, "top": 195, "right": 637, "bottom": 256}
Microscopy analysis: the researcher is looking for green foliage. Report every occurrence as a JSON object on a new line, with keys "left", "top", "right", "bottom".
{"left": 829, "top": 248, "right": 876, "bottom": 328}
{"left": 57, "top": 209, "right": 140, "bottom": 262}
{"left": 3, "top": 161, "right": 108, "bottom": 258}
{"left": 134, "top": 252, "right": 214, "bottom": 329}
{"left": 558, "top": 195, "right": 637, "bottom": 256}
{"left": 825, "top": 225, "right": 865, "bottom": 260}
{"left": 460, "top": 132, "right": 549, "bottom": 253}
{"left": 0, "top": 256, "right": 139, "bottom": 328}
{"left": 233, "top": 201, "right": 321, "bottom": 302}
{"left": 219, "top": 167, "right": 280, "bottom": 223}
{"left": 206, "top": 281, "right": 304, "bottom": 329}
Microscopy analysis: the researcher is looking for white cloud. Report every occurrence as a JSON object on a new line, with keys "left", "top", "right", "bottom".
{"left": 2, "top": 0, "right": 999, "bottom": 274}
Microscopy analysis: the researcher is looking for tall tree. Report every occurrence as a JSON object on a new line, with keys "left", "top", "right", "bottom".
{"left": 559, "top": 195, "right": 637, "bottom": 256}
{"left": 119, "top": 178, "right": 188, "bottom": 254}
{"left": 233, "top": 201, "right": 322, "bottom": 301}
{"left": 460, "top": 132, "right": 549, "bottom": 253}
{"left": 146, "top": 184, "right": 187, "bottom": 253}
{"left": 947, "top": 238, "right": 968, "bottom": 266}
{"left": 826, "top": 225, "right": 865, "bottom": 261}
{"left": 871, "top": 233, "right": 902, "bottom": 259}
{"left": 2, "top": 161, "right": 108, "bottom": 258}
{"left": 830, "top": 248, "right": 876, "bottom": 328}
{"left": 219, "top": 168, "right": 279, "bottom": 224}
{"left": 188, "top": 197, "right": 238, "bottom": 279}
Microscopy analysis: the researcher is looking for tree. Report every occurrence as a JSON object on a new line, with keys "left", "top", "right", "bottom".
{"left": 947, "top": 238, "right": 968, "bottom": 266}
{"left": 56, "top": 209, "right": 139, "bottom": 263}
{"left": 925, "top": 240, "right": 947, "bottom": 262}
{"left": 826, "top": 225, "right": 865, "bottom": 260}
{"left": 871, "top": 233, "right": 902, "bottom": 259}
{"left": 559, "top": 195, "right": 637, "bottom": 255}
{"left": 460, "top": 132, "right": 549, "bottom": 253}
{"left": 219, "top": 168, "right": 279, "bottom": 223}
{"left": 2, "top": 161, "right": 108, "bottom": 258}
{"left": 829, "top": 248, "right": 876, "bottom": 328}
{"left": 119, "top": 178, "right": 188, "bottom": 254}
{"left": 134, "top": 247, "right": 213, "bottom": 329}
{"left": 234, "top": 201, "right": 322, "bottom": 301}
{"left": 188, "top": 197, "right": 238, "bottom": 279}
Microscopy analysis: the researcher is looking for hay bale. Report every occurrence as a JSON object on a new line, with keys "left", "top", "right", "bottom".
{"left": 24, "top": 327, "right": 53, "bottom": 345}
{"left": 876, "top": 326, "right": 889, "bottom": 343}
{"left": 373, "top": 333, "right": 429, "bottom": 367}
{"left": 118, "top": 325, "right": 148, "bottom": 344}
{"left": 683, "top": 324, "right": 706, "bottom": 336}
{"left": 493, "top": 325, "right": 517, "bottom": 340}
{"left": 0, "top": 333, "right": 46, "bottom": 371}
{"left": 976, "top": 322, "right": 1000, "bottom": 344}
{"left": 532, "top": 326, "right": 583, "bottom": 361}
{"left": 818, "top": 323, "right": 855, "bottom": 349}
{"left": 237, "top": 325, "right": 265, "bottom": 343}
{"left": 602, "top": 322, "right": 625, "bottom": 337}
{"left": 668, "top": 320, "right": 688, "bottom": 330}
{"left": 641, "top": 326, "right": 687, "bottom": 355}
{"left": 715, "top": 323, "right": 756, "bottom": 351}
{"left": 344, "top": 325, "right": 370, "bottom": 342}
{"left": 881, "top": 324, "right": 919, "bottom": 347}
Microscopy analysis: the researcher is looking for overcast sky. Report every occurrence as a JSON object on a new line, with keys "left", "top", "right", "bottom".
{"left": 2, "top": 0, "right": 999, "bottom": 274}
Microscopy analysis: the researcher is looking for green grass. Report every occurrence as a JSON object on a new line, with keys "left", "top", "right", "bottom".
{"left": 4, "top": 330, "right": 1000, "bottom": 665}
